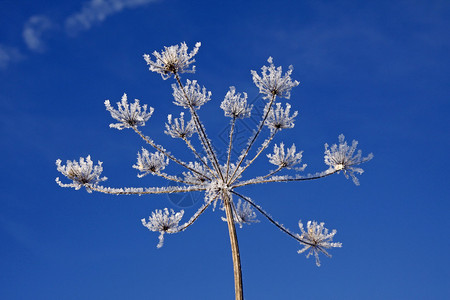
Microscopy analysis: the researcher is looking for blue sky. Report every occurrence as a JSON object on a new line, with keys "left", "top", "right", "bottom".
{"left": 1, "top": 0, "right": 449, "bottom": 299}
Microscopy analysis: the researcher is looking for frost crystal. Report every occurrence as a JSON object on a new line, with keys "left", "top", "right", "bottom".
{"left": 182, "top": 162, "right": 211, "bottom": 185}
{"left": 265, "top": 103, "right": 298, "bottom": 131}
{"left": 233, "top": 199, "right": 259, "bottom": 227}
{"left": 267, "top": 143, "right": 306, "bottom": 170}
{"left": 56, "top": 156, "right": 107, "bottom": 192}
{"left": 143, "top": 42, "right": 201, "bottom": 80}
{"left": 324, "top": 134, "right": 374, "bottom": 185}
{"left": 57, "top": 42, "right": 373, "bottom": 280}
{"left": 164, "top": 112, "right": 195, "bottom": 139}
{"left": 133, "top": 148, "right": 169, "bottom": 177}
{"left": 220, "top": 86, "right": 253, "bottom": 119}
{"left": 104, "top": 93, "right": 154, "bottom": 130}
{"left": 141, "top": 208, "right": 184, "bottom": 248}
{"left": 251, "top": 57, "right": 299, "bottom": 99}
{"left": 172, "top": 79, "right": 211, "bottom": 109}
{"left": 297, "top": 221, "right": 342, "bottom": 267}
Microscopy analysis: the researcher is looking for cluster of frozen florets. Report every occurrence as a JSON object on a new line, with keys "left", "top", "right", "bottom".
{"left": 55, "top": 155, "right": 107, "bottom": 192}
{"left": 297, "top": 221, "right": 342, "bottom": 267}
{"left": 324, "top": 134, "right": 374, "bottom": 185}
{"left": 104, "top": 93, "right": 154, "bottom": 130}
{"left": 56, "top": 42, "right": 373, "bottom": 268}
{"left": 220, "top": 87, "right": 253, "bottom": 119}
{"left": 267, "top": 143, "right": 306, "bottom": 170}
{"left": 143, "top": 42, "right": 201, "bottom": 80}
{"left": 141, "top": 208, "right": 184, "bottom": 248}
{"left": 172, "top": 79, "right": 211, "bottom": 109}
{"left": 165, "top": 112, "right": 195, "bottom": 139}
{"left": 133, "top": 148, "right": 169, "bottom": 177}
{"left": 251, "top": 57, "right": 300, "bottom": 99}
{"left": 265, "top": 103, "right": 298, "bottom": 132}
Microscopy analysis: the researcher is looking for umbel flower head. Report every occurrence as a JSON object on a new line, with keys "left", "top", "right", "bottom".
{"left": 104, "top": 93, "right": 154, "bottom": 130}
{"left": 133, "top": 148, "right": 169, "bottom": 177}
{"left": 297, "top": 221, "right": 342, "bottom": 267}
{"left": 251, "top": 57, "right": 299, "bottom": 99}
{"left": 324, "top": 134, "right": 374, "bottom": 185}
{"left": 265, "top": 103, "right": 298, "bottom": 132}
{"left": 172, "top": 79, "right": 211, "bottom": 109}
{"left": 267, "top": 143, "right": 306, "bottom": 170}
{"left": 164, "top": 112, "right": 195, "bottom": 139}
{"left": 55, "top": 156, "right": 107, "bottom": 192}
{"left": 220, "top": 86, "right": 253, "bottom": 119}
{"left": 143, "top": 42, "right": 201, "bottom": 80}
{"left": 141, "top": 208, "right": 184, "bottom": 248}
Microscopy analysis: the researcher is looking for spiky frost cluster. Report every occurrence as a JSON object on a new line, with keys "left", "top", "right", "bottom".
{"left": 133, "top": 148, "right": 169, "bottom": 177}
{"left": 141, "top": 208, "right": 184, "bottom": 248}
{"left": 220, "top": 87, "right": 253, "bottom": 119}
{"left": 324, "top": 134, "right": 374, "bottom": 185}
{"left": 297, "top": 221, "right": 342, "bottom": 267}
{"left": 56, "top": 42, "right": 373, "bottom": 269}
{"left": 251, "top": 57, "right": 300, "bottom": 99}
{"left": 104, "top": 93, "right": 154, "bottom": 130}
{"left": 172, "top": 79, "right": 211, "bottom": 108}
{"left": 56, "top": 156, "right": 107, "bottom": 192}
{"left": 165, "top": 112, "right": 195, "bottom": 139}
{"left": 265, "top": 103, "right": 298, "bottom": 132}
{"left": 143, "top": 42, "right": 201, "bottom": 80}
{"left": 267, "top": 143, "right": 306, "bottom": 170}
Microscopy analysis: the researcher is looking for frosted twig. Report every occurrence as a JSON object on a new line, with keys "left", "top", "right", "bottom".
{"left": 88, "top": 184, "right": 207, "bottom": 195}
{"left": 175, "top": 74, "right": 224, "bottom": 181}
{"left": 182, "top": 137, "right": 218, "bottom": 180}
{"left": 175, "top": 193, "right": 219, "bottom": 232}
{"left": 229, "top": 95, "right": 276, "bottom": 183}
{"left": 230, "top": 128, "right": 278, "bottom": 183}
{"left": 132, "top": 126, "right": 211, "bottom": 181}
{"left": 225, "top": 117, "right": 236, "bottom": 182}
{"left": 232, "top": 169, "right": 338, "bottom": 188}
{"left": 231, "top": 191, "right": 315, "bottom": 247}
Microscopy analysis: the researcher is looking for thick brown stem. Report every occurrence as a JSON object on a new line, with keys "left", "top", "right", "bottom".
{"left": 223, "top": 192, "right": 243, "bottom": 300}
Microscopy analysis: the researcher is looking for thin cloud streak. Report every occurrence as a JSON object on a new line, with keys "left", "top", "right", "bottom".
{"left": 0, "top": 45, "right": 24, "bottom": 69}
{"left": 22, "top": 15, "right": 54, "bottom": 52}
{"left": 65, "top": 0, "right": 158, "bottom": 36}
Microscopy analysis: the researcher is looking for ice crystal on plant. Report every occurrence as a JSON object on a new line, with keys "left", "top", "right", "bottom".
{"left": 141, "top": 208, "right": 184, "bottom": 248}
{"left": 297, "top": 221, "right": 342, "bottom": 267}
{"left": 165, "top": 112, "right": 195, "bottom": 139}
{"left": 133, "top": 148, "right": 169, "bottom": 177}
{"left": 57, "top": 42, "right": 373, "bottom": 278}
{"left": 267, "top": 143, "right": 306, "bottom": 170}
{"left": 104, "top": 93, "right": 154, "bottom": 130}
{"left": 172, "top": 79, "right": 211, "bottom": 109}
{"left": 220, "top": 86, "right": 253, "bottom": 119}
{"left": 233, "top": 199, "right": 259, "bottom": 227}
{"left": 251, "top": 57, "right": 299, "bottom": 99}
{"left": 143, "top": 42, "right": 201, "bottom": 80}
{"left": 55, "top": 155, "right": 107, "bottom": 192}
{"left": 324, "top": 134, "right": 374, "bottom": 185}
{"left": 265, "top": 103, "right": 298, "bottom": 132}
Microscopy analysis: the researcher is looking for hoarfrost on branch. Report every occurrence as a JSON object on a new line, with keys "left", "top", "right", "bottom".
{"left": 56, "top": 41, "right": 373, "bottom": 281}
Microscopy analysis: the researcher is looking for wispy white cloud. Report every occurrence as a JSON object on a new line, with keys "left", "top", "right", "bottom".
{"left": 22, "top": 15, "right": 54, "bottom": 52}
{"left": 1, "top": 0, "right": 158, "bottom": 70}
{"left": 0, "top": 45, "right": 24, "bottom": 69}
{"left": 65, "top": 0, "right": 158, "bottom": 35}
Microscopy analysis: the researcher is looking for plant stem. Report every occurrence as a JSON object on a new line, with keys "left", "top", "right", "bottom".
{"left": 223, "top": 192, "right": 243, "bottom": 300}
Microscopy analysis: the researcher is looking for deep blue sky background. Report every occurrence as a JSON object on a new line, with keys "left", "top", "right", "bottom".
{"left": 1, "top": 0, "right": 449, "bottom": 299}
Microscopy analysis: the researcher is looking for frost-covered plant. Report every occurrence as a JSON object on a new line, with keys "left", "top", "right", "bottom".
{"left": 56, "top": 42, "right": 373, "bottom": 300}
{"left": 297, "top": 220, "right": 342, "bottom": 267}
{"left": 56, "top": 155, "right": 107, "bottom": 192}
{"left": 141, "top": 208, "right": 184, "bottom": 248}
{"left": 104, "top": 93, "right": 154, "bottom": 130}
{"left": 324, "top": 134, "right": 374, "bottom": 185}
